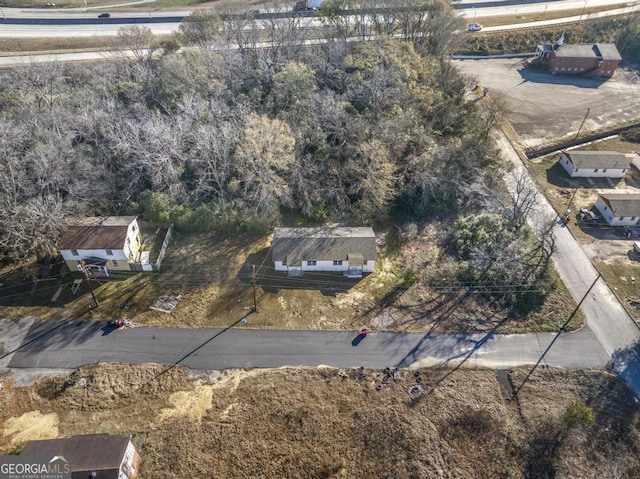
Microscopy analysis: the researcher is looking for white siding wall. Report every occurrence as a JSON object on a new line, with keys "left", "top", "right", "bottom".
{"left": 561, "top": 153, "right": 628, "bottom": 178}
{"left": 560, "top": 153, "right": 577, "bottom": 176}
{"left": 571, "top": 167, "right": 627, "bottom": 178}
{"left": 275, "top": 259, "right": 375, "bottom": 273}
{"left": 119, "top": 440, "right": 137, "bottom": 479}
{"left": 302, "top": 260, "right": 347, "bottom": 272}
{"left": 60, "top": 248, "right": 129, "bottom": 271}
{"left": 595, "top": 197, "right": 640, "bottom": 226}
{"left": 124, "top": 219, "right": 140, "bottom": 260}
{"left": 363, "top": 260, "right": 375, "bottom": 273}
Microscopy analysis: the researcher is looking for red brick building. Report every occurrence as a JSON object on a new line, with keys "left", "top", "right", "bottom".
{"left": 532, "top": 42, "right": 621, "bottom": 78}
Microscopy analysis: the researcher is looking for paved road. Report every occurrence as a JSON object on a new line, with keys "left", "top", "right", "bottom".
{"left": 493, "top": 105, "right": 640, "bottom": 393}
{"left": 0, "top": 0, "right": 638, "bottom": 38}
{"left": 5, "top": 318, "right": 608, "bottom": 372}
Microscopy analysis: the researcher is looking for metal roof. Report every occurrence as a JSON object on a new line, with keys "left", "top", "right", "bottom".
{"left": 600, "top": 193, "right": 640, "bottom": 217}
{"left": 272, "top": 227, "right": 376, "bottom": 265}
{"left": 22, "top": 434, "right": 131, "bottom": 479}
{"left": 564, "top": 150, "right": 629, "bottom": 169}
{"left": 57, "top": 216, "right": 136, "bottom": 250}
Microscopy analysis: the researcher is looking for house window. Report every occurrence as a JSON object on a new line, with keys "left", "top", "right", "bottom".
{"left": 71, "top": 249, "right": 79, "bottom": 256}
{"left": 333, "top": 260, "right": 343, "bottom": 266}
{"left": 631, "top": 217, "right": 636, "bottom": 221}
{"left": 307, "top": 260, "right": 317, "bottom": 266}
{"left": 106, "top": 249, "right": 113, "bottom": 256}
{"left": 282, "top": 260, "right": 287, "bottom": 266}
{"left": 112, "top": 260, "right": 119, "bottom": 267}
{"left": 126, "top": 237, "right": 131, "bottom": 246}
{"left": 620, "top": 217, "right": 626, "bottom": 221}
{"left": 594, "top": 169, "right": 599, "bottom": 173}
{"left": 603, "top": 169, "right": 607, "bottom": 173}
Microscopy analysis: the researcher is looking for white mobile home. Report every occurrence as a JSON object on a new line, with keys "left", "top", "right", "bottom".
{"left": 272, "top": 227, "right": 377, "bottom": 278}
{"left": 595, "top": 193, "right": 640, "bottom": 226}
{"left": 560, "top": 150, "right": 629, "bottom": 178}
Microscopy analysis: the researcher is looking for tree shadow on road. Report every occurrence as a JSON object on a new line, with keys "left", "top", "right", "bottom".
{"left": 132, "top": 312, "right": 256, "bottom": 394}
{"left": 402, "top": 315, "right": 509, "bottom": 408}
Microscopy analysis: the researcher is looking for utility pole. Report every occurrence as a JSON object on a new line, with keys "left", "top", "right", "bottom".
{"left": 566, "top": 187, "right": 579, "bottom": 217}
{"left": 512, "top": 272, "right": 601, "bottom": 399}
{"left": 573, "top": 107, "right": 590, "bottom": 141}
{"left": 79, "top": 259, "right": 99, "bottom": 308}
{"left": 252, "top": 264, "right": 258, "bottom": 313}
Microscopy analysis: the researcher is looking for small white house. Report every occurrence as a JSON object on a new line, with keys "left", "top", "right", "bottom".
{"left": 560, "top": 150, "right": 629, "bottom": 178}
{"left": 272, "top": 227, "right": 377, "bottom": 277}
{"left": 58, "top": 216, "right": 143, "bottom": 276}
{"left": 21, "top": 433, "right": 141, "bottom": 479}
{"left": 594, "top": 193, "right": 640, "bottom": 226}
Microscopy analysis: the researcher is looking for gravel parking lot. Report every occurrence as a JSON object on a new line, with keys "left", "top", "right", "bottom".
{"left": 453, "top": 58, "right": 640, "bottom": 150}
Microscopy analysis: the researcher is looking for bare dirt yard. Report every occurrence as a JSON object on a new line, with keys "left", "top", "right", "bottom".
{"left": 1, "top": 364, "right": 639, "bottom": 478}
{"left": 453, "top": 58, "right": 640, "bottom": 151}
{"left": 0, "top": 225, "right": 581, "bottom": 334}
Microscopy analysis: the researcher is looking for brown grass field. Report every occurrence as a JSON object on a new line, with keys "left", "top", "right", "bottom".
{"left": 0, "top": 226, "right": 581, "bottom": 334}
{"left": 1, "top": 364, "right": 639, "bottom": 478}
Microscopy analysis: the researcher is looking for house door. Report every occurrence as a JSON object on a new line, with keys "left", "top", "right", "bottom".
{"left": 287, "top": 266, "right": 302, "bottom": 277}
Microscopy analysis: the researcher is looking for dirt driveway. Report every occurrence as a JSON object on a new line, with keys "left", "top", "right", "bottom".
{"left": 453, "top": 58, "right": 640, "bottom": 150}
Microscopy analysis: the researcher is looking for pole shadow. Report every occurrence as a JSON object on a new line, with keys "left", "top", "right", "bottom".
{"left": 133, "top": 311, "right": 257, "bottom": 393}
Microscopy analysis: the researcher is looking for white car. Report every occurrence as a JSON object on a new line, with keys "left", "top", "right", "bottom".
{"left": 468, "top": 23, "right": 482, "bottom": 32}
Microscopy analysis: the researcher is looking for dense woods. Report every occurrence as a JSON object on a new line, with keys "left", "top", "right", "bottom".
{"left": 0, "top": 3, "right": 561, "bottom": 310}
{"left": 0, "top": 3, "right": 498, "bottom": 258}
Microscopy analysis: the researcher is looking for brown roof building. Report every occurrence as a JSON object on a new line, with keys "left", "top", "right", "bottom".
{"left": 57, "top": 217, "right": 138, "bottom": 251}
{"left": 532, "top": 41, "right": 621, "bottom": 78}
{"left": 21, "top": 434, "right": 141, "bottom": 479}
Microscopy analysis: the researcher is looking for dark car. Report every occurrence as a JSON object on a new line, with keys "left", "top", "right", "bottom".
{"left": 98, "top": 12, "right": 111, "bottom": 18}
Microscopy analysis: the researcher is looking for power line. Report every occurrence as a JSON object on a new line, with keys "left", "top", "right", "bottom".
{"left": 511, "top": 271, "right": 602, "bottom": 399}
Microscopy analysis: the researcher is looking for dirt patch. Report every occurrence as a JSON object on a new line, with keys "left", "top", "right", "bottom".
{"left": 0, "top": 225, "right": 582, "bottom": 334}
{"left": 1, "top": 364, "right": 639, "bottom": 478}
{"left": 594, "top": 259, "right": 640, "bottom": 324}
{"left": 3, "top": 411, "right": 59, "bottom": 444}
{"left": 159, "top": 385, "right": 213, "bottom": 422}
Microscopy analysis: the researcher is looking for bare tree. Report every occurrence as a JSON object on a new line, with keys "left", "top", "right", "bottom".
{"left": 318, "top": 0, "right": 354, "bottom": 42}
{"left": 117, "top": 25, "right": 157, "bottom": 63}
{"left": 223, "top": 12, "right": 260, "bottom": 55}
{"left": 177, "top": 9, "right": 224, "bottom": 49}
{"left": 233, "top": 114, "right": 296, "bottom": 222}
{"left": 14, "top": 62, "right": 68, "bottom": 110}
{"left": 259, "top": 1, "right": 307, "bottom": 61}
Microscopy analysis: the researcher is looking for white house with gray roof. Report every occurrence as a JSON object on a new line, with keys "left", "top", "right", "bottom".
{"left": 595, "top": 193, "right": 640, "bottom": 226}
{"left": 272, "top": 227, "right": 376, "bottom": 277}
{"left": 560, "top": 150, "right": 629, "bottom": 178}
